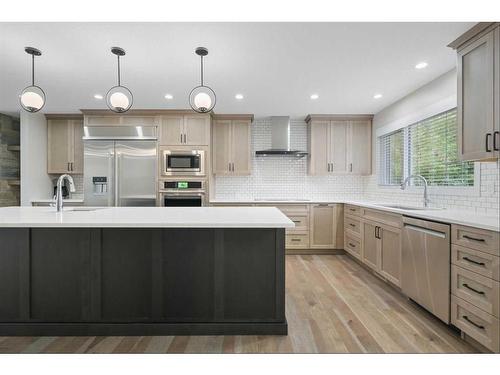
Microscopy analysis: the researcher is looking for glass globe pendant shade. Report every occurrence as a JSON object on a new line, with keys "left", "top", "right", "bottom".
{"left": 19, "top": 85, "right": 45, "bottom": 113}
{"left": 189, "top": 85, "right": 216, "bottom": 113}
{"left": 106, "top": 85, "right": 133, "bottom": 113}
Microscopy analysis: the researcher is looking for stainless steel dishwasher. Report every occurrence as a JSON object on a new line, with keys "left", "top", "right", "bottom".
{"left": 402, "top": 216, "right": 451, "bottom": 323}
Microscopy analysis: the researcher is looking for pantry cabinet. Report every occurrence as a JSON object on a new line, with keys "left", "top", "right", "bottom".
{"left": 159, "top": 114, "right": 210, "bottom": 146}
{"left": 46, "top": 115, "right": 84, "bottom": 174}
{"left": 449, "top": 22, "right": 500, "bottom": 161}
{"left": 212, "top": 115, "right": 253, "bottom": 176}
{"left": 306, "top": 115, "right": 372, "bottom": 176}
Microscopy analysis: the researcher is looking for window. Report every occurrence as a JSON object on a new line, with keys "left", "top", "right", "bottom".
{"left": 378, "top": 108, "right": 475, "bottom": 187}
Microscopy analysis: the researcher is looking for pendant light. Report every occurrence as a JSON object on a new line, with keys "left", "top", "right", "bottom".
{"left": 19, "top": 47, "right": 46, "bottom": 113}
{"left": 106, "top": 47, "right": 133, "bottom": 113}
{"left": 189, "top": 47, "right": 216, "bottom": 113}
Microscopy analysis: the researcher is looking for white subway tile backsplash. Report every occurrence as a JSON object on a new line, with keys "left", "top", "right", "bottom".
{"left": 215, "top": 118, "right": 499, "bottom": 216}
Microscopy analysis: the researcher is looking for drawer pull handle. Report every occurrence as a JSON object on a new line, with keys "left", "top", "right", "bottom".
{"left": 291, "top": 239, "right": 301, "bottom": 242}
{"left": 292, "top": 220, "right": 301, "bottom": 223}
{"left": 348, "top": 242, "right": 356, "bottom": 247}
{"left": 462, "top": 283, "right": 485, "bottom": 295}
{"left": 349, "top": 223, "right": 356, "bottom": 227}
{"left": 462, "top": 257, "right": 486, "bottom": 266}
{"left": 463, "top": 235, "right": 485, "bottom": 242}
{"left": 349, "top": 208, "right": 356, "bottom": 211}
{"left": 463, "top": 315, "right": 485, "bottom": 330}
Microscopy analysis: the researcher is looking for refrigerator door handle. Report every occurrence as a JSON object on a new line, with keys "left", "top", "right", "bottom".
{"left": 114, "top": 151, "right": 119, "bottom": 207}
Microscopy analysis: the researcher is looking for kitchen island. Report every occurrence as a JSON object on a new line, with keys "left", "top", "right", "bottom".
{"left": 0, "top": 207, "right": 293, "bottom": 336}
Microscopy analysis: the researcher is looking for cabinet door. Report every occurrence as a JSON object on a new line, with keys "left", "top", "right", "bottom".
{"left": 47, "top": 119, "right": 72, "bottom": 174}
{"left": 184, "top": 115, "right": 210, "bottom": 146}
{"left": 379, "top": 224, "right": 402, "bottom": 286}
{"left": 495, "top": 27, "right": 500, "bottom": 158}
{"left": 71, "top": 120, "right": 84, "bottom": 174}
{"left": 349, "top": 120, "right": 372, "bottom": 175}
{"left": 159, "top": 116, "right": 184, "bottom": 145}
{"left": 458, "top": 30, "right": 496, "bottom": 161}
{"left": 330, "top": 121, "right": 349, "bottom": 173}
{"left": 310, "top": 204, "right": 335, "bottom": 248}
{"left": 212, "top": 120, "right": 232, "bottom": 175}
{"left": 362, "top": 221, "right": 379, "bottom": 270}
{"left": 308, "top": 121, "right": 330, "bottom": 175}
{"left": 231, "top": 120, "right": 251, "bottom": 175}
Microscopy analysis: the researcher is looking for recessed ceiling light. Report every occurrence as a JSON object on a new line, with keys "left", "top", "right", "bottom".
{"left": 94, "top": 94, "right": 103, "bottom": 100}
{"left": 373, "top": 93, "right": 383, "bottom": 99}
{"left": 415, "top": 61, "right": 428, "bottom": 70}
{"left": 310, "top": 94, "right": 319, "bottom": 100}
{"left": 235, "top": 94, "right": 244, "bottom": 100}
{"left": 164, "top": 94, "right": 173, "bottom": 100}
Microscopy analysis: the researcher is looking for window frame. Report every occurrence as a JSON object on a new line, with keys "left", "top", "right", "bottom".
{"left": 376, "top": 108, "right": 480, "bottom": 196}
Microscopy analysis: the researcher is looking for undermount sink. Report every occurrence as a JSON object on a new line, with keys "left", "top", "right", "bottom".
{"left": 45, "top": 207, "right": 106, "bottom": 212}
{"left": 375, "top": 204, "right": 444, "bottom": 211}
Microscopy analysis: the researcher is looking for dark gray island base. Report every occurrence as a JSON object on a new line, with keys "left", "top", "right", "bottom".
{"left": 0, "top": 227, "right": 286, "bottom": 336}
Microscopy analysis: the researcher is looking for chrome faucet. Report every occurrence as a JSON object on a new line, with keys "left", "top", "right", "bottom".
{"left": 400, "top": 175, "right": 430, "bottom": 208}
{"left": 54, "top": 174, "right": 76, "bottom": 212}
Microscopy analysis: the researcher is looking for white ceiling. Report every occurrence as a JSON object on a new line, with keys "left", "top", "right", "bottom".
{"left": 0, "top": 22, "right": 473, "bottom": 118}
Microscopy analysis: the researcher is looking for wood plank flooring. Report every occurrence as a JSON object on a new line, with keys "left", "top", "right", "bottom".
{"left": 0, "top": 254, "right": 476, "bottom": 353}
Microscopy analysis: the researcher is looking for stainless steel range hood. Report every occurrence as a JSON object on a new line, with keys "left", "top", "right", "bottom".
{"left": 255, "top": 116, "right": 308, "bottom": 157}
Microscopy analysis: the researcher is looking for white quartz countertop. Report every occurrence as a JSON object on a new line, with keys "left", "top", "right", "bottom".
{"left": 31, "top": 199, "right": 85, "bottom": 203}
{"left": 0, "top": 207, "right": 295, "bottom": 228}
{"left": 210, "top": 199, "right": 500, "bottom": 232}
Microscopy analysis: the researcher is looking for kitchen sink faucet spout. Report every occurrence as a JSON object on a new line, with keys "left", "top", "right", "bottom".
{"left": 400, "top": 175, "right": 430, "bottom": 208}
{"left": 55, "top": 174, "right": 76, "bottom": 212}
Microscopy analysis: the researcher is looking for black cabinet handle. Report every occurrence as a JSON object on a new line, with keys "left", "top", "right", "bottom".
{"left": 349, "top": 223, "right": 356, "bottom": 227}
{"left": 462, "top": 283, "right": 485, "bottom": 295}
{"left": 348, "top": 242, "right": 356, "bottom": 248}
{"left": 375, "top": 226, "right": 381, "bottom": 239}
{"left": 291, "top": 238, "right": 301, "bottom": 242}
{"left": 463, "top": 235, "right": 485, "bottom": 242}
{"left": 494, "top": 131, "right": 499, "bottom": 151}
{"left": 292, "top": 220, "right": 301, "bottom": 223}
{"left": 349, "top": 208, "right": 356, "bottom": 211}
{"left": 463, "top": 315, "right": 485, "bottom": 330}
{"left": 462, "top": 256, "right": 485, "bottom": 266}
{"left": 486, "top": 133, "right": 492, "bottom": 152}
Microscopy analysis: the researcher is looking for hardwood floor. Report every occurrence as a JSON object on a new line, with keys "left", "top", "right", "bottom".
{"left": 0, "top": 254, "right": 476, "bottom": 353}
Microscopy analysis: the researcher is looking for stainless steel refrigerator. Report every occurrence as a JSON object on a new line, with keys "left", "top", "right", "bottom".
{"left": 83, "top": 126, "right": 157, "bottom": 207}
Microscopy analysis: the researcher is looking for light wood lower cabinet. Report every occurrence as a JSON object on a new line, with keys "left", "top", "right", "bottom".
{"left": 309, "top": 204, "right": 343, "bottom": 249}
{"left": 378, "top": 223, "right": 402, "bottom": 286}
{"left": 362, "top": 220, "right": 379, "bottom": 270}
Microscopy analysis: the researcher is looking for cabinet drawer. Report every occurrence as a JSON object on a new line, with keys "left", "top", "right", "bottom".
{"left": 345, "top": 205, "right": 361, "bottom": 216}
{"left": 286, "top": 232, "right": 310, "bottom": 249}
{"left": 277, "top": 204, "right": 310, "bottom": 215}
{"left": 451, "top": 225, "right": 499, "bottom": 256}
{"left": 286, "top": 214, "right": 309, "bottom": 232}
{"left": 451, "top": 265, "right": 500, "bottom": 317}
{"left": 451, "top": 295, "right": 499, "bottom": 352}
{"left": 452, "top": 245, "right": 500, "bottom": 281}
{"left": 344, "top": 214, "right": 361, "bottom": 235}
{"left": 362, "top": 208, "right": 402, "bottom": 228}
{"left": 344, "top": 234, "right": 361, "bottom": 259}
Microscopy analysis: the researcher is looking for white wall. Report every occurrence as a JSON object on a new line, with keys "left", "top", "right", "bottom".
{"left": 20, "top": 111, "right": 52, "bottom": 206}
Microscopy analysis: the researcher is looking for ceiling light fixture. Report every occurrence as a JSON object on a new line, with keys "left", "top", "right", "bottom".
{"left": 19, "top": 47, "right": 45, "bottom": 113}
{"left": 106, "top": 47, "right": 133, "bottom": 113}
{"left": 94, "top": 94, "right": 103, "bottom": 100}
{"left": 189, "top": 47, "right": 216, "bottom": 113}
{"left": 373, "top": 93, "right": 383, "bottom": 99}
{"left": 164, "top": 94, "right": 173, "bottom": 100}
{"left": 235, "top": 94, "right": 244, "bottom": 100}
{"left": 310, "top": 94, "right": 319, "bottom": 100}
{"left": 415, "top": 61, "right": 428, "bottom": 69}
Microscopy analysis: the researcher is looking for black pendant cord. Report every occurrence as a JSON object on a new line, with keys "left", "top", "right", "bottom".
{"left": 117, "top": 55, "right": 121, "bottom": 86}
{"left": 31, "top": 54, "right": 35, "bottom": 86}
{"left": 200, "top": 55, "right": 204, "bottom": 86}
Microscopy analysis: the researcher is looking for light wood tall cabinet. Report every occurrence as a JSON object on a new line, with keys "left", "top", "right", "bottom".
{"left": 159, "top": 113, "right": 210, "bottom": 146}
{"left": 46, "top": 115, "right": 84, "bottom": 174}
{"left": 449, "top": 22, "right": 500, "bottom": 161}
{"left": 309, "top": 203, "right": 343, "bottom": 249}
{"left": 306, "top": 115, "right": 372, "bottom": 175}
{"left": 212, "top": 115, "right": 253, "bottom": 176}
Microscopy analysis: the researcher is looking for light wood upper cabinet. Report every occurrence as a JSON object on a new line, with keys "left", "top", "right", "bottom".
{"left": 212, "top": 115, "right": 253, "bottom": 176}
{"left": 47, "top": 116, "right": 84, "bottom": 174}
{"left": 159, "top": 114, "right": 210, "bottom": 146}
{"left": 449, "top": 23, "right": 500, "bottom": 160}
{"left": 306, "top": 115, "right": 372, "bottom": 176}
{"left": 309, "top": 203, "right": 343, "bottom": 249}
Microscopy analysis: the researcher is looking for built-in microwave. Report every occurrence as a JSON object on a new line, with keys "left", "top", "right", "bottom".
{"left": 162, "top": 149, "right": 205, "bottom": 176}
